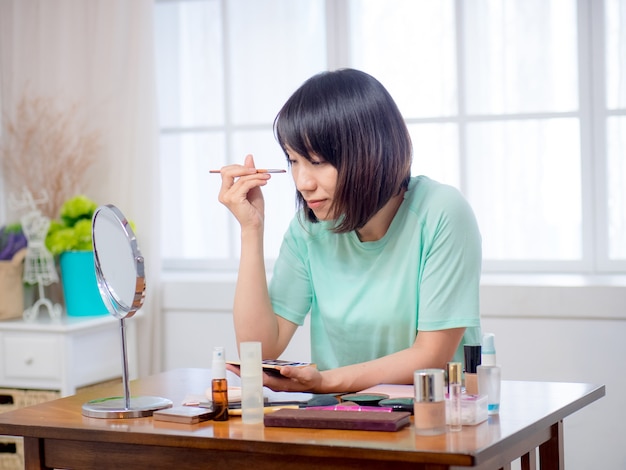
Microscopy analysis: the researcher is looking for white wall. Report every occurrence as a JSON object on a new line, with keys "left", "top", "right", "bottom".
{"left": 162, "top": 274, "right": 626, "bottom": 470}
{"left": 161, "top": 274, "right": 311, "bottom": 371}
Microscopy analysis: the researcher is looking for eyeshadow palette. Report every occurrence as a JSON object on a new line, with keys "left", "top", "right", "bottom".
{"left": 264, "top": 408, "right": 411, "bottom": 432}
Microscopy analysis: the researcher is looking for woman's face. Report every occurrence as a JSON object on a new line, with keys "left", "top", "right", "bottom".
{"left": 286, "top": 146, "right": 338, "bottom": 221}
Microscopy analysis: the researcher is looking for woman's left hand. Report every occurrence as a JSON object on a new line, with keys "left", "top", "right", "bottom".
{"left": 226, "top": 364, "right": 323, "bottom": 393}
{"left": 264, "top": 365, "right": 323, "bottom": 393}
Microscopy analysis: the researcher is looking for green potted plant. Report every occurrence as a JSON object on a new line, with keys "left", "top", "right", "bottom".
{"left": 46, "top": 195, "right": 108, "bottom": 316}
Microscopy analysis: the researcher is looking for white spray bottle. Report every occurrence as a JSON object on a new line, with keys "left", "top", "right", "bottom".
{"left": 477, "top": 333, "right": 501, "bottom": 415}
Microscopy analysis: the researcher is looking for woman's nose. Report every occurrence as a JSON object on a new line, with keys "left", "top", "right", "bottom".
{"left": 293, "top": 166, "right": 315, "bottom": 192}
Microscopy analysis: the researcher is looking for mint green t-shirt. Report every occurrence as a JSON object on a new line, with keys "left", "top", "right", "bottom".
{"left": 269, "top": 176, "right": 482, "bottom": 370}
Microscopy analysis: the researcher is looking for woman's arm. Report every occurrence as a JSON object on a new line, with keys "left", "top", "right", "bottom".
{"left": 234, "top": 228, "right": 298, "bottom": 357}
{"left": 218, "top": 154, "right": 297, "bottom": 358}
{"left": 262, "top": 327, "right": 466, "bottom": 394}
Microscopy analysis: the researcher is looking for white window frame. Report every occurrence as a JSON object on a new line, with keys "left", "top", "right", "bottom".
{"left": 156, "top": 0, "right": 626, "bottom": 276}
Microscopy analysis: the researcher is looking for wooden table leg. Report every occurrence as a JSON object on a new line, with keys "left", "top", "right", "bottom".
{"left": 23, "top": 437, "right": 48, "bottom": 470}
{"left": 521, "top": 448, "right": 537, "bottom": 470}
{"left": 538, "top": 421, "right": 564, "bottom": 470}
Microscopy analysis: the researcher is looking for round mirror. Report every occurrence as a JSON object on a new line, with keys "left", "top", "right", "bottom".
{"left": 82, "top": 204, "right": 172, "bottom": 418}
{"left": 92, "top": 205, "right": 145, "bottom": 319}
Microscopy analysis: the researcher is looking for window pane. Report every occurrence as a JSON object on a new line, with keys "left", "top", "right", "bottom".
{"left": 464, "top": 0, "right": 578, "bottom": 114}
{"left": 607, "top": 116, "right": 626, "bottom": 259}
{"left": 408, "top": 123, "right": 460, "bottom": 188}
{"left": 156, "top": 0, "right": 327, "bottom": 264}
{"left": 155, "top": 0, "right": 224, "bottom": 128}
{"left": 230, "top": 130, "right": 296, "bottom": 259}
{"left": 228, "top": 0, "right": 327, "bottom": 125}
{"left": 349, "top": 0, "right": 457, "bottom": 118}
{"left": 160, "top": 132, "right": 230, "bottom": 259}
{"left": 606, "top": 0, "right": 626, "bottom": 109}
{"left": 466, "top": 119, "right": 582, "bottom": 260}
{"left": 154, "top": 0, "right": 623, "bottom": 274}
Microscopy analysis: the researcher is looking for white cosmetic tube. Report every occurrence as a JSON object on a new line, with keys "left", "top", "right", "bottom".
{"left": 240, "top": 342, "right": 264, "bottom": 424}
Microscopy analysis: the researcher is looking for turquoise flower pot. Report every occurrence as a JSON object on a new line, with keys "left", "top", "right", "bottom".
{"left": 59, "top": 251, "right": 108, "bottom": 316}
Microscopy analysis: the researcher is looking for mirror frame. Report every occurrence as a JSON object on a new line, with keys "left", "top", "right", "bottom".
{"left": 92, "top": 204, "right": 145, "bottom": 320}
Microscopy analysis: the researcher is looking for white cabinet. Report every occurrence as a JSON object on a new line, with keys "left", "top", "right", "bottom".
{"left": 0, "top": 314, "right": 137, "bottom": 396}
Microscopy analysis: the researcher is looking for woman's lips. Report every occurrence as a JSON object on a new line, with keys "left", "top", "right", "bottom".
{"left": 307, "top": 199, "right": 325, "bottom": 210}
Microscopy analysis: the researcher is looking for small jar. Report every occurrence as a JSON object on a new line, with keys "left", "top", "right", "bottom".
{"left": 414, "top": 369, "right": 446, "bottom": 436}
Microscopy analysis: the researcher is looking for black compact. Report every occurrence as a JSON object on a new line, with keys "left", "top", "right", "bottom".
{"left": 378, "top": 397, "right": 414, "bottom": 414}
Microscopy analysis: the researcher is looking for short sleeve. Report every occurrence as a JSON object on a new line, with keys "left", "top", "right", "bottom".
{"left": 268, "top": 217, "right": 313, "bottom": 326}
{"left": 416, "top": 184, "right": 482, "bottom": 331}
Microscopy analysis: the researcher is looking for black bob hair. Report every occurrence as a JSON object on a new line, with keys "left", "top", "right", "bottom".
{"left": 274, "top": 68, "right": 412, "bottom": 233}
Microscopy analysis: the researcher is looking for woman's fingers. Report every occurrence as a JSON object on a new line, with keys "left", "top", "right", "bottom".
{"left": 218, "top": 172, "right": 270, "bottom": 203}
{"left": 262, "top": 366, "right": 322, "bottom": 393}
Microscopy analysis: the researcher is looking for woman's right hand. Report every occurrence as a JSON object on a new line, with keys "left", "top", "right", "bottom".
{"left": 217, "top": 154, "right": 272, "bottom": 231}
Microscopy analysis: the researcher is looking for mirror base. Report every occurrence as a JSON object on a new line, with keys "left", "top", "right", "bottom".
{"left": 82, "top": 396, "right": 173, "bottom": 419}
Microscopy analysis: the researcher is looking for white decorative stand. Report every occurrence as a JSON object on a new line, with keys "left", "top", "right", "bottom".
{"left": 11, "top": 190, "right": 62, "bottom": 321}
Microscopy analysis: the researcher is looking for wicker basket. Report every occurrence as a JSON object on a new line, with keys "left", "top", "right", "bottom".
{"left": 0, "top": 437, "right": 22, "bottom": 470}
{"left": 0, "top": 249, "right": 27, "bottom": 321}
{"left": 0, "top": 388, "right": 61, "bottom": 470}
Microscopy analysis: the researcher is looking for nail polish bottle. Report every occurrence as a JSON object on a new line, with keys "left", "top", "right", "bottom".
{"left": 414, "top": 369, "right": 446, "bottom": 436}
{"left": 211, "top": 346, "right": 229, "bottom": 421}
{"left": 447, "top": 362, "right": 462, "bottom": 432}
{"left": 463, "top": 344, "right": 482, "bottom": 395}
{"left": 477, "top": 333, "right": 501, "bottom": 415}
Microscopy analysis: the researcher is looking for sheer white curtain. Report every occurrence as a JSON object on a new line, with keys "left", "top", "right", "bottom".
{"left": 0, "top": 0, "right": 161, "bottom": 376}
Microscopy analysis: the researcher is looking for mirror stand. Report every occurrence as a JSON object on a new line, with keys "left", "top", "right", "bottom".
{"left": 82, "top": 205, "right": 172, "bottom": 419}
{"left": 82, "top": 318, "right": 171, "bottom": 418}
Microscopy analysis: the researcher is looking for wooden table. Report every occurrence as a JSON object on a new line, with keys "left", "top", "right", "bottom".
{"left": 0, "top": 368, "right": 604, "bottom": 470}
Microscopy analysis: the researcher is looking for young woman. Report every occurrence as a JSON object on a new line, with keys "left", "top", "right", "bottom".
{"left": 218, "top": 69, "right": 482, "bottom": 394}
